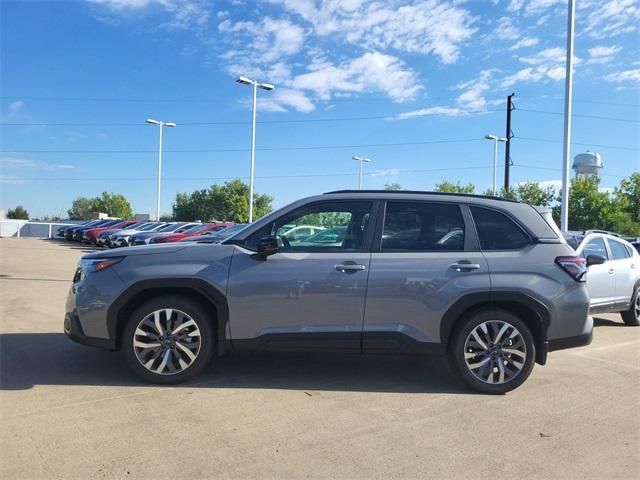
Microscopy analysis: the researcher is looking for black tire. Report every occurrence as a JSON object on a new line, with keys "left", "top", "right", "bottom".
{"left": 448, "top": 308, "right": 536, "bottom": 394}
{"left": 621, "top": 287, "right": 640, "bottom": 326}
{"left": 122, "top": 295, "right": 215, "bottom": 384}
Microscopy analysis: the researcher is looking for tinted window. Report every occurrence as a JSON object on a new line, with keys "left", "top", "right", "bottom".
{"left": 470, "top": 207, "right": 530, "bottom": 250}
{"left": 245, "top": 202, "right": 372, "bottom": 252}
{"left": 609, "top": 239, "right": 631, "bottom": 260}
{"left": 582, "top": 237, "right": 608, "bottom": 260}
{"left": 382, "top": 202, "right": 465, "bottom": 252}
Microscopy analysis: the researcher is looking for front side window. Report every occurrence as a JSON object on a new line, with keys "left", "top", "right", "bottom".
{"left": 582, "top": 237, "right": 609, "bottom": 260}
{"left": 244, "top": 202, "right": 372, "bottom": 252}
{"left": 382, "top": 202, "right": 465, "bottom": 252}
{"left": 608, "top": 239, "right": 631, "bottom": 260}
{"left": 470, "top": 206, "right": 530, "bottom": 250}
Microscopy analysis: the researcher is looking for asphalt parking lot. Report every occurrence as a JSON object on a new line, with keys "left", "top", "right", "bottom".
{"left": 1, "top": 237, "right": 638, "bottom": 480}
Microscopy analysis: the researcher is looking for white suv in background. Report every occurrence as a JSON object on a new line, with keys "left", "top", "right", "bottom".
{"left": 565, "top": 230, "right": 640, "bottom": 326}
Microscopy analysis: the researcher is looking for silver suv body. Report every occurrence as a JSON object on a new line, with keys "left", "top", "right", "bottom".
{"left": 65, "top": 191, "right": 593, "bottom": 393}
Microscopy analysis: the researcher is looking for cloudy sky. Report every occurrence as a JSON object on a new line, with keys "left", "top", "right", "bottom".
{"left": 1, "top": 0, "right": 639, "bottom": 217}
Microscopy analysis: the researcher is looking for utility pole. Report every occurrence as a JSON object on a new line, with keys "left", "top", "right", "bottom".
{"left": 560, "top": 0, "right": 576, "bottom": 232}
{"left": 504, "top": 93, "right": 514, "bottom": 193}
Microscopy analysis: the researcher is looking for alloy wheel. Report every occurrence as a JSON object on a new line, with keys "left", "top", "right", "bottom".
{"left": 133, "top": 309, "right": 201, "bottom": 375}
{"left": 635, "top": 290, "right": 640, "bottom": 320}
{"left": 463, "top": 320, "right": 527, "bottom": 385}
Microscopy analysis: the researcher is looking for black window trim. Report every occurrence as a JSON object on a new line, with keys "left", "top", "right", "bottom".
{"left": 241, "top": 199, "right": 380, "bottom": 254}
{"left": 468, "top": 204, "right": 534, "bottom": 252}
{"left": 372, "top": 200, "right": 472, "bottom": 253}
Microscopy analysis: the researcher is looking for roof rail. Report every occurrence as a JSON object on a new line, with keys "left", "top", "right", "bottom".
{"left": 323, "top": 189, "right": 519, "bottom": 203}
{"left": 584, "top": 229, "right": 621, "bottom": 237}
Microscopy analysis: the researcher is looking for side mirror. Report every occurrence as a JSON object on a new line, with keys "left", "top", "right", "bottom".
{"left": 253, "top": 235, "right": 278, "bottom": 259}
{"left": 586, "top": 255, "right": 605, "bottom": 267}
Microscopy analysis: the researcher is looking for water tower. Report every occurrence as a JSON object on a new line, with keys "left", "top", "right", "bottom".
{"left": 572, "top": 151, "right": 603, "bottom": 179}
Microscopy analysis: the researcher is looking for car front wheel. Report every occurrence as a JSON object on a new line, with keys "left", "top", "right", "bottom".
{"left": 123, "top": 295, "right": 215, "bottom": 384}
{"left": 621, "top": 287, "right": 640, "bottom": 326}
{"left": 448, "top": 309, "right": 536, "bottom": 394}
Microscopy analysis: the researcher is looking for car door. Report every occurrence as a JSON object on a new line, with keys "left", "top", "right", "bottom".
{"left": 226, "top": 200, "right": 376, "bottom": 352}
{"left": 607, "top": 238, "right": 636, "bottom": 307}
{"left": 362, "top": 201, "right": 490, "bottom": 352}
{"left": 580, "top": 236, "right": 615, "bottom": 308}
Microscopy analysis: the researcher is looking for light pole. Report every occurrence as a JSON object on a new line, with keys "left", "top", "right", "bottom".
{"left": 484, "top": 134, "right": 507, "bottom": 195}
{"left": 146, "top": 118, "right": 176, "bottom": 220}
{"left": 560, "top": 0, "right": 576, "bottom": 232}
{"left": 352, "top": 156, "right": 371, "bottom": 190}
{"left": 236, "top": 76, "right": 275, "bottom": 223}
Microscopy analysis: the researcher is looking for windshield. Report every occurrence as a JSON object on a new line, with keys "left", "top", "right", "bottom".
{"left": 138, "top": 222, "right": 162, "bottom": 231}
{"left": 562, "top": 233, "right": 584, "bottom": 250}
{"left": 156, "top": 223, "right": 185, "bottom": 233}
{"left": 182, "top": 224, "right": 209, "bottom": 234}
{"left": 217, "top": 224, "right": 247, "bottom": 238}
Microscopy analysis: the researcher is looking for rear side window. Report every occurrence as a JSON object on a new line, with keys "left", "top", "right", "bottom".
{"left": 470, "top": 206, "right": 530, "bottom": 250}
{"left": 382, "top": 202, "right": 465, "bottom": 252}
{"left": 582, "top": 237, "right": 608, "bottom": 260}
{"left": 608, "top": 239, "right": 631, "bottom": 260}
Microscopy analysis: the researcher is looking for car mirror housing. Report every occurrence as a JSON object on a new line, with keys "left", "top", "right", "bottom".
{"left": 586, "top": 255, "right": 605, "bottom": 267}
{"left": 253, "top": 235, "right": 278, "bottom": 259}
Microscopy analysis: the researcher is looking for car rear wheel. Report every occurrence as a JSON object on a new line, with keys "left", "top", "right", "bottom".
{"left": 448, "top": 309, "right": 536, "bottom": 394}
{"left": 621, "top": 287, "right": 640, "bottom": 326}
{"left": 123, "top": 295, "right": 215, "bottom": 384}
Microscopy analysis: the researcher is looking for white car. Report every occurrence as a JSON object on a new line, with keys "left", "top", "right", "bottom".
{"left": 565, "top": 230, "right": 640, "bottom": 326}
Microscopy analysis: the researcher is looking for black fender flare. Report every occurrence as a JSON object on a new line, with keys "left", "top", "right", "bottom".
{"left": 107, "top": 277, "right": 229, "bottom": 350}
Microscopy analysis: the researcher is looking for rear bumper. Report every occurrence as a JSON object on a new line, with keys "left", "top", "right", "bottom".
{"left": 64, "top": 313, "right": 115, "bottom": 350}
{"left": 548, "top": 330, "right": 593, "bottom": 352}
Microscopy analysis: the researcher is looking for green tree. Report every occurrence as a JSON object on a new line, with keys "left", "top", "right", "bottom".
{"left": 7, "top": 205, "right": 29, "bottom": 219}
{"left": 173, "top": 180, "right": 273, "bottom": 223}
{"left": 384, "top": 182, "right": 403, "bottom": 190}
{"left": 434, "top": 181, "right": 475, "bottom": 193}
{"left": 514, "top": 182, "right": 555, "bottom": 206}
{"left": 90, "top": 192, "right": 134, "bottom": 219}
{"left": 552, "top": 177, "right": 612, "bottom": 231}
{"left": 614, "top": 172, "right": 640, "bottom": 223}
{"left": 67, "top": 197, "right": 94, "bottom": 219}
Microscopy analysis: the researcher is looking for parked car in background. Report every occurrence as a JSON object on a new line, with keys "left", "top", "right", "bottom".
{"left": 66, "top": 220, "right": 115, "bottom": 241}
{"left": 83, "top": 220, "right": 137, "bottom": 244}
{"left": 65, "top": 190, "right": 593, "bottom": 394}
{"left": 281, "top": 224, "right": 325, "bottom": 242}
{"left": 73, "top": 219, "right": 121, "bottom": 242}
{"left": 149, "top": 222, "right": 234, "bottom": 244}
{"left": 180, "top": 223, "right": 249, "bottom": 243}
{"left": 564, "top": 230, "right": 640, "bottom": 326}
{"left": 57, "top": 220, "right": 92, "bottom": 237}
{"left": 109, "top": 222, "right": 166, "bottom": 248}
{"left": 96, "top": 221, "right": 147, "bottom": 247}
{"left": 130, "top": 222, "right": 198, "bottom": 246}
{"left": 63, "top": 220, "right": 103, "bottom": 240}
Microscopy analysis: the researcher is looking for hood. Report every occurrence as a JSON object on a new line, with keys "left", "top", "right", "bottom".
{"left": 131, "top": 231, "right": 167, "bottom": 239}
{"left": 83, "top": 243, "right": 187, "bottom": 259}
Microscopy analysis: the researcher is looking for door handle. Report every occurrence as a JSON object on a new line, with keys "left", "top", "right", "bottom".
{"left": 608, "top": 268, "right": 615, "bottom": 274}
{"left": 335, "top": 264, "right": 366, "bottom": 272}
{"left": 450, "top": 262, "right": 481, "bottom": 272}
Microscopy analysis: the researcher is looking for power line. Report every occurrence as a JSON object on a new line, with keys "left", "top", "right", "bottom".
{"left": 517, "top": 108, "right": 640, "bottom": 124}
{"left": 516, "top": 136, "right": 640, "bottom": 152}
{"left": 0, "top": 138, "right": 484, "bottom": 154}
{"left": 2, "top": 165, "right": 492, "bottom": 182}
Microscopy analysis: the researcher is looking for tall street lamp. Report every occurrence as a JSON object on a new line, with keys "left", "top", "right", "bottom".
{"left": 146, "top": 118, "right": 176, "bottom": 220}
{"left": 352, "top": 156, "right": 371, "bottom": 190}
{"left": 484, "top": 134, "right": 507, "bottom": 195}
{"left": 560, "top": 0, "right": 576, "bottom": 232}
{"left": 236, "top": 76, "right": 275, "bottom": 223}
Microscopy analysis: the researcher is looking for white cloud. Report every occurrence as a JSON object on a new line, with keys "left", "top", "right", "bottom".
{"left": 0, "top": 156, "right": 76, "bottom": 171}
{"left": 258, "top": 88, "right": 316, "bottom": 113}
{"left": 0, "top": 175, "right": 28, "bottom": 185}
{"left": 604, "top": 69, "right": 640, "bottom": 84}
{"left": 501, "top": 47, "right": 581, "bottom": 87}
{"left": 583, "top": 0, "right": 640, "bottom": 39}
{"left": 508, "top": 37, "right": 539, "bottom": 50}
{"left": 586, "top": 45, "right": 622, "bottom": 64}
{"left": 508, "top": 0, "right": 563, "bottom": 15}
{"left": 456, "top": 69, "right": 494, "bottom": 109}
{"left": 271, "top": 0, "right": 477, "bottom": 64}
{"left": 397, "top": 107, "right": 467, "bottom": 119}
{"left": 493, "top": 16, "right": 519, "bottom": 41}
{"left": 371, "top": 169, "right": 401, "bottom": 177}
{"left": 291, "top": 52, "right": 421, "bottom": 103}
{"left": 9, "top": 100, "right": 23, "bottom": 111}
{"left": 91, "top": 0, "right": 210, "bottom": 31}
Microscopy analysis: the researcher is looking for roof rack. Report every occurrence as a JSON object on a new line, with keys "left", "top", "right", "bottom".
{"left": 584, "top": 229, "right": 622, "bottom": 237}
{"left": 323, "top": 189, "right": 519, "bottom": 203}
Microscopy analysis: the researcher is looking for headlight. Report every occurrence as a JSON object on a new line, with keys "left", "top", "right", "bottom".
{"left": 79, "top": 257, "right": 124, "bottom": 277}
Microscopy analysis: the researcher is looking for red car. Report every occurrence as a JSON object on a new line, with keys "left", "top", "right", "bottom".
{"left": 83, "top": 220, "right": 137, "bottom": 244}
{"left": 149, "top": 222, "right": 234, "bottom": 244}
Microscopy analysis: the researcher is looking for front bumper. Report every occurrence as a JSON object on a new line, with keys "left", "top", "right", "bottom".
{"left": 64, "top": 312, "right": 115, "bottom": 350}
{"left": 548, "top": 330, "right": 593, "bottom": 352}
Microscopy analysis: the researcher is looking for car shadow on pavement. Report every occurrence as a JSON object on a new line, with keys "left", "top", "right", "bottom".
{"left": 0, "top": 333, "right": 469, "bottom": 394}
{"left": 41, "top": 238, "right": 104, "bottom": 253}
{"left": 593, "top": 317, "right": 628, "bottom": 328}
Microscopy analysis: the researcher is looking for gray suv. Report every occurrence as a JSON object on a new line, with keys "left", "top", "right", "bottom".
{"left": 65, "top": 191, "right": 593, "bottom": 394}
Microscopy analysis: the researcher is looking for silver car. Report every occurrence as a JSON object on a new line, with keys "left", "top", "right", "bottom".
{"left": 65, "top": 191, "right": 593, "bottom": 394}
{"left": 565, "top": 230, "right": 640, "bottom": 326}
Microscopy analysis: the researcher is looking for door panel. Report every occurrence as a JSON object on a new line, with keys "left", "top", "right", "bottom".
{"left": 580, "top": 237, "right": 615, "bottom": 307}
{"left": 363, "top": 252, "right": 490, "bottom": 349}
{"left": 607, "top": 238, "right": 636, "bottom": 306}
{"left": 227, "top": 250, "right": 370, "bottom": 350}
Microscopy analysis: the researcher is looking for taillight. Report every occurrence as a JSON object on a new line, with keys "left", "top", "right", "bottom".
{"left": 555, "top": 256, "right": 587, "bottom": 282}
